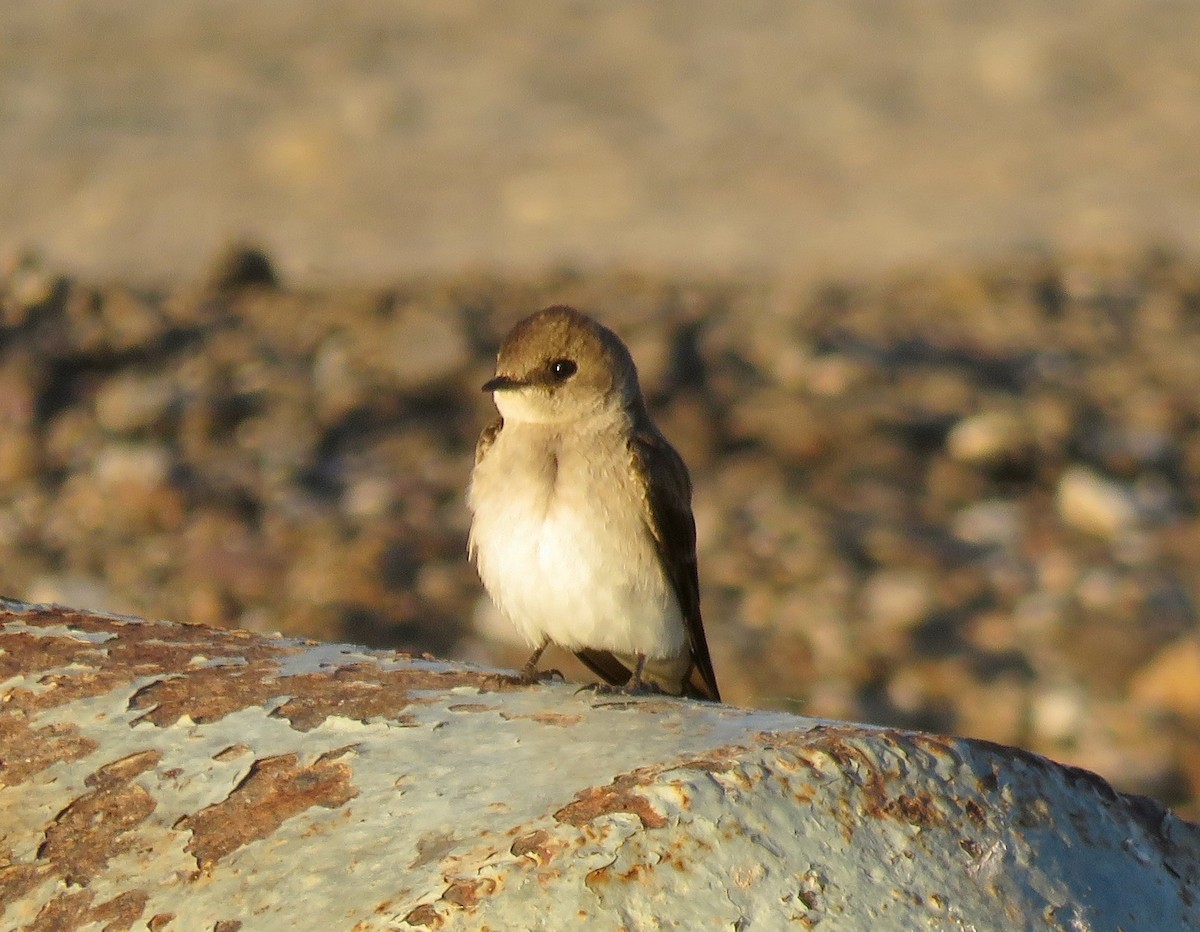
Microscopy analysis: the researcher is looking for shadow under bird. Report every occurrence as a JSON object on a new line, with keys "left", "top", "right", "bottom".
{"left": 468, "top": 305, "right": 720, "bottom": 702}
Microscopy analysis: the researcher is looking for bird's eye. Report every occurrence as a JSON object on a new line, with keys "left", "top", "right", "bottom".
{"left": 549, "top": 358, "right": 577, "bottom": 381}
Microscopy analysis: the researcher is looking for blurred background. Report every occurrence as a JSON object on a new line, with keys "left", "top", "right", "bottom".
{"left": 3, "top": 1, "right": 1200, "bottom": 817}
{"left": 4, "top": 1, "right": 1200, "bottom": 282}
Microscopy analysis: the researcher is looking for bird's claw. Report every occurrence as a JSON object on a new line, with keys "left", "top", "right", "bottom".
{"left": 576, "top": 679, "right": 665, "bottom": 698}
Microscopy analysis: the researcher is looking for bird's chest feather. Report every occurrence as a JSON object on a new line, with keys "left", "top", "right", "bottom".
{"left": 468, "top": 425, "right": 681, "bottom": 655}
{"left": 472, "top": 428, "right": 640, "bottom": 580}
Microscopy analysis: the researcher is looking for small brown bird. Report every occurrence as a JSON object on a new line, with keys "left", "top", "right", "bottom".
{"left": 467, "top": 306, "right": 720, "bottom": 701}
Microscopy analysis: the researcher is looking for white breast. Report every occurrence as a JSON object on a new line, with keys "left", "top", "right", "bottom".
{"left": 468, "top": 422, "right": 685, "bottom": 660}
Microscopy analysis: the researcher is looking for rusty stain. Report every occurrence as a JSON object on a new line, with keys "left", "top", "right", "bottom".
{"left": 661, "top": 748, "right": 746, "bottom": 776}
{"left": 148, "top": 913, "right": 176, "bottom": 930}
{"left": 555, "top": 772, "right": 669, "bottom": 830}
{"left": 3, "top": 608, "right": 491, "bottom": 740}
{"left": 271, "top": 664, "right": 479, "bottom": 731}
{"left": 584, "top": 864, "right": 613, "bottom": 891}
{"left": 964, "top": 798, "right": 987, "bottom": 827}
{"left": 128, "top": 662, "right": 288, "bottom": 726}
{"left": 176, "top": 753, "right": 357, "bottom": 869}
{"left": 659, "top": 846, "right": 692, "bottom": 872}
{"left": 316, "top": 743, "right": 360, "bottom": 762}
{"left": 0, "top": 610, "right": 284, "bottom": 718}
{"left": 26, "top": 888, "right": 148, "bottom": 932}
{"left": 212, "top": 921, "right": 243, "bottom": 932}
{"left": 618, "top": 861, "right": 653, "bottom": 884}
{"left": 872, "top": 791, "right": 942, "bottom": 828}
{"left": 0, "top": 859, "right": 40, "bottom": 913}
{"left": 441, "top": 877, "right": 497, "bottom": 908}
{"left": 2, "top": 749, "right": 165, "bottom": 907}
{"left": 402, "top": 903, "right": 443, "bottom": 927}
{"left": 92, "top": 749, "right": 163, "bottom": 784}
{"left": 510, "top": 829, "right": 553, "bottom": 863}
{"left": 0, "top": 717, "right": 98, "bottom": 786}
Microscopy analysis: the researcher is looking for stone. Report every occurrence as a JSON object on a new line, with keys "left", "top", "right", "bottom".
{"left": 951, "top": 499, "right": 1024, "bottom": 547}
{"left": 946, "top": 410, "right": 1031, "bottom": 464}
{"left": 862, "top": 569, "right": 934, "bottom": 638}
{"left": 1056, "top": 466, "right": 1139, "bottom": 539}
{"left": 94, "top": 374, "right": 177, "bottom": 434}
{"left": 1130, "top": 638, "right": 1200, "bottom": 719}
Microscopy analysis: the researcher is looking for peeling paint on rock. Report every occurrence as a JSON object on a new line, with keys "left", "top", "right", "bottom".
{"left": 2, "top": 601, "right": 1198, "bottom": 930}
{"left": 177, "top": 752, "right": 358, "bottom": 869}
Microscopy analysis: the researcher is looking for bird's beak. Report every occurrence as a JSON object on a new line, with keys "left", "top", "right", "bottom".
{"left": 482, "top": 374, "right": 523, "bottom": 392}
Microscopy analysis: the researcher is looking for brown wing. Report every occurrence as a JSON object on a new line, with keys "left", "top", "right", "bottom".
{"left": 576, "top": 425, "right": 720, "bottom": 702}
{"left": 467, "top": 417, "right": 504, "bottom": 562}
{"left": 474, "top": 416, "right": 503, "bottom": 465}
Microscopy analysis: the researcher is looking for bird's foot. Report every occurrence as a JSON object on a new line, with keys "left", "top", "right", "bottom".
{"left": 577, "top": 678, "right": 666, "bottom": 698}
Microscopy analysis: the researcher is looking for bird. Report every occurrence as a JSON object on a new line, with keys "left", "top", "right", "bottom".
{"left": 467, "top": 305, "right": 720, "bottom": 701}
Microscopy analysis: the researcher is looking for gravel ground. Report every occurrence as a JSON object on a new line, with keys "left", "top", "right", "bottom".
{"left": 2, "top": 245, "right": 1199, "bottom": 819}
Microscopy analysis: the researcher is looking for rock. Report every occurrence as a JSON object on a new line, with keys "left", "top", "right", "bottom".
{"left": 946, "top": 410, "right": 1031, "bottom": 464}
{"left": 94, "top": 373, "right": 177, "bottom": 434}
{"left": 2, "top": 602, "right": 1198, "bottom": 931}
{"left": 805, "top": 353, "right": 872, "bottom": 397}
{"left": 1130, "top": 638, "right": 1200, "bottom": 718}
{"left": 0, "top": 250, "right": 61, "bottom": 326}
{"left": 95, "top": 287, "right": 171, "bottom": 352}
{"left": 0, "top": 433, "right": 39, "bottom": 484}
{"left": 204, "top": 243, "right": 280, "bottom": 293}
{"left": 92, "top": 443, "right": 172, "bottom": 488}
{"left": 951, "top": 499, "right": 1024, "bottom": 547}
{"left": 862, "top": 569, "right": 934, "bottom": 638}
{"left": 1031, "top": 683, "right": 1088, "bottom": 745}
{"left": 1056, "top": 466, "right": 1139, "bottom": 539}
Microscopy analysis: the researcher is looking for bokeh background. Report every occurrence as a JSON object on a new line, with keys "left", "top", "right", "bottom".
{"left": 3, "top": 2, "right": 1200, "bottom": 817}
{"left": 5, "top": 1, "right": 1200, "bottom": 281}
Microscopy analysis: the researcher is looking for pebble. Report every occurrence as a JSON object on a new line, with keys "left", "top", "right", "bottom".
{"left": 92, "top": 443, "right": 172, "bottom": 488}
{"left": 0, "top": 434, "right": 39, "bottom": 484}
{"left": 862, "top": 569, "right": 934, "bottom": 638}
{"left": 1129, "top": 638, "right": 1200, "bottom": 718}
{"left": 1056, "top": 466, "right": 1140, "bottom": 539}
{"left": 94, "top": 373, "right": 177, "bottom": 434}
{"left": 951, "top": 499, "right": 1024, "bottom": 548}
{"left": 946, "top": 410, "right": 1030, "bottom": 464}
{"left": 1030, "top": 684, "right": 1087, "bottom": 745}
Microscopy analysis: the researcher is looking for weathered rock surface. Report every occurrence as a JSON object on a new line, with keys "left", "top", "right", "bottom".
{"left": 2, "top": 601, "right": 1197, "bottom": 930}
